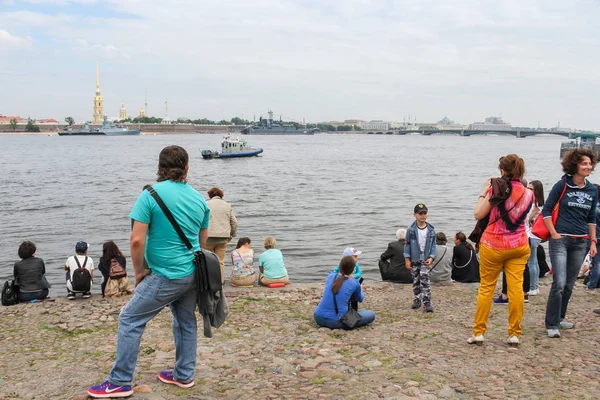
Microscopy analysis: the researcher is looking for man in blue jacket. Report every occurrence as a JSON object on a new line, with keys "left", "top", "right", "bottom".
{"left": 404, "top": 204, "right": 437, "bottom": 312}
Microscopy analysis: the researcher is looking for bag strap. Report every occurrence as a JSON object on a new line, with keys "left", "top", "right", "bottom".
{"left": 553, "top": 183, "right": 568, "bottom": 211}
{"left": 487, "top": 188, "right": 527, "bottom": 228}
{"left": 428, "top": 246, "right": 447, "bottom": 271}
{"left": 453, "top": 247, "right": 473, "bottom": 269}
{"left": 74, "top": 256, "right": 88, "bottom": 270}
{"left": 144, "top": 185, "right": 193, "bottom": 252}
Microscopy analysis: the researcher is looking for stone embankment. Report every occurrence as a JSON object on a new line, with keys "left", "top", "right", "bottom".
{"left": 0, "top": 279, "right": 599, "bottom": 399}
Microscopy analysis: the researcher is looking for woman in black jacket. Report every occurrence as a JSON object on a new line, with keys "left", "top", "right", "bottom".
{"left": 98, "top": 241, "right": 127, "bottom": 297}
{"left": 14, "top": 241, "right": 50, "bottom": 302}
{"left": 452, "top": 232, "right": 480, "bottom": 283}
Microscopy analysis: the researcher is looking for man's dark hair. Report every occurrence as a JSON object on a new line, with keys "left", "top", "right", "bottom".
{"left": 436, "top": 232, "right": 447, "bottom": 245}
{"left": 18, "top": 240, "right": 36, "bottom": 259}
{"left": 561, "top": 149, "right": 597, "bottom": 175}
{"left": 157, "top": 145, "right": 189, "bottom": 182}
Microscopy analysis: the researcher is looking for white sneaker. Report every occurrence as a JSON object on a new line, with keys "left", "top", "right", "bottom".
{"left": 547, "top": 329, "right": 561, "bottom": 338}
{"left": 507, "top": 336, "right": 520, "bottom": 346}
{"left": 467, "top": 334, "right": 484, "bottom": 345}
{"left": 559, "top": 320, "right": 574, "bottom": 330}
{"left": 528, "top": 288, "right": 540, "bottom": 296}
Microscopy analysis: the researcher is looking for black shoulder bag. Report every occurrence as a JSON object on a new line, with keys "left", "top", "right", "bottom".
{"left": 144, "top": 185, "right": 222, "bottom": 291}
{"left": 332, "top": 279, "right": 362, "bottom": 330}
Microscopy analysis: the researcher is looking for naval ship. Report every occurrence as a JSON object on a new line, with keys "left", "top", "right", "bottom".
{"left": 59, "top": 117, "right": 140, "bottom": 136}
{"left": 240, "top": 111, "right": 318, "bottom": 135}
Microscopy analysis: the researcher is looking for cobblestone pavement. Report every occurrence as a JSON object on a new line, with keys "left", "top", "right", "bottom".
{"left": 0, "top": 278, "right": 599, "bottom": 399}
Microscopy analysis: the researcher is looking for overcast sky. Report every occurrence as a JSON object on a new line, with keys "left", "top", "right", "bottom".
{"left": 1, "top": 0, "right": 599, "bottom": 129}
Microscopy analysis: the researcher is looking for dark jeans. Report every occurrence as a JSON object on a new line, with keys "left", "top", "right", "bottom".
{"left": 501, "top": 263, "right": 530, "bottom": 296}
{"left": 545, "top": 236, "right": 587, "bottom": 329}
{"left": 18, "top": 289, "right": 49, "bottom": 302}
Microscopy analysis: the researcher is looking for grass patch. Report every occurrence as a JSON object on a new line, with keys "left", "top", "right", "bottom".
{"left": 309, "top": 374, "right": 326, "bottom": 385}
{"left": 143, "top": 347, "right": 155, "bottom": 355}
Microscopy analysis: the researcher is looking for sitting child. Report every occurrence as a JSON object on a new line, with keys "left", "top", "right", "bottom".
{"left": 332, "top": 247, "right": 363, "bottom": 279}
{"left": 64, "top": 241, "right": 94, "bottom": 300}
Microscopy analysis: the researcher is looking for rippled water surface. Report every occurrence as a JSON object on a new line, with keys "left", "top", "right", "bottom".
{"left": 0, "top": 133, "right": 580, "bottom": 295}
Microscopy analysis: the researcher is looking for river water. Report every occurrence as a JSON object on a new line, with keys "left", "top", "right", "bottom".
{"left": 0, "top": 133, "right": 583, "bottom": 296}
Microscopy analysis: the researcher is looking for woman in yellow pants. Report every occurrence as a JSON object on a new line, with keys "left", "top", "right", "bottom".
{"left": 468, "top": 154, "right": 533, "bottom": 347}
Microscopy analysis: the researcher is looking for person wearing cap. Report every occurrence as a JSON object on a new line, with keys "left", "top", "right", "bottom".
{"left": 379, "top": 229, "right": 412, "bottom": 283}
{"left": 64, "top": 241, "right": 94, "bottom": 300}
{"left": 404, "top": 203, "right": 437, "bottom": 312}
{"left": 332, "top": 247, "right": 363, "bottom": 279}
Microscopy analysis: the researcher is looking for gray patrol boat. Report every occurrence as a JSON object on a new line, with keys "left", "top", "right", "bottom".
{"left": 240, "top": 110, "right": 317, "bottom": 135}
{"left": 59, "top": 117, "right": 140, "bottom": 136}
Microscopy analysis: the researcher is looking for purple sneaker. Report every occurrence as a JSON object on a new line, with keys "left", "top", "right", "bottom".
{"left": 87, "top": 381, "right": 133, "bottom": 398}
{"left": 158, "top": 370, "right": 195, "bottom": 388}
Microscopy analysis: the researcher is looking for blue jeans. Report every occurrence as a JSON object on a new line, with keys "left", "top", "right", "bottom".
{"left": 108, "top": 273, "right": 197, "bottom": 386}
{"left": 528, "top": 237, "right": 542, "bottom": 290}
{"left": 589, "top": 252, "right": 600, "bottom": 289}
{"left": 314, "top": 310, "right": 376, "bottom": 330}
{"left": 545, "top": 236, "right": 587, "bottom": 329}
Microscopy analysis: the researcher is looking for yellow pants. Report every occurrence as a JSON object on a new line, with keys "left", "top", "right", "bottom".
{"left": 473, "top": 244, "right": 529, "bottom": 338}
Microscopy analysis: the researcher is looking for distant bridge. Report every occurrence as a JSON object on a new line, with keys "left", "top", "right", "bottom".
{"left": 364, "top": 129, "right": 599, "bottom": 138}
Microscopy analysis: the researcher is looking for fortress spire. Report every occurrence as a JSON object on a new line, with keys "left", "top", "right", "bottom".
{"left": 92, "top": 59, "right": 104, "bottom": 124}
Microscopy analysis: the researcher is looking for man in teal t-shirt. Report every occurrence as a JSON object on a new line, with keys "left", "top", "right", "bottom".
{"left": 88, "top": 145, "right": 210, "bottom": 398}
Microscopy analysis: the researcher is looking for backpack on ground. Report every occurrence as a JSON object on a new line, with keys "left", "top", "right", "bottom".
{"left": 2, "top": 280, "right": 19, "bottom": 306}
{"left": 71, "top": 256, "right": 91, "bottom": 292}
{"left": 109, "top": 258, "right": 127, "bottom": 279}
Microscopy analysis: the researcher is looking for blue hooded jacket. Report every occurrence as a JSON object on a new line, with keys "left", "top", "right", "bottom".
{"left": 542, "top": 174, "right": 597, "bottom": 236}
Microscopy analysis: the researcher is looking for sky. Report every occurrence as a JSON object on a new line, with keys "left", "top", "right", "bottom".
{"left": 1, "top": 0, "right": 599, "bottom": 129}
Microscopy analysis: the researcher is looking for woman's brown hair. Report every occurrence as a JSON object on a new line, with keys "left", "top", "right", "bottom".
{"left": 236, "top": 237, "right": 251, "bottom": 249}
{"left": 455, "top": 232, "right": 473, "bottom": 250}
{"left": 498, "top": 154, "right": 526, "bottom": 180}
{"left": 561, "top": 149, "right": 597, "bottom": 175}
{"left": 18, "top": 240, "right": 36, "bottom": 259}
{"left": 331, "top": 256, "right": 356, "bottom": 294}
{"left": 102, "top": 241, "right": 123, "bottom": 261}
{"left": 207, "top": 187, "right": 224, "bottom": 199}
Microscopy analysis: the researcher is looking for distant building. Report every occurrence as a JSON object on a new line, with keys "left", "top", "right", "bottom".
{"left": 38, "top": 118, "right": 59, "bottom": 124}
{"left": 0, "top": 114, "right": 23, "bottom": 123}
{"left": 119, "top": 104, "right": 127, "bottom": 120}
{"left": 344, "top": 119, "right": 364, "bottom": 129}
{"left": 469, "top": 116, "right": 512, "bottom": 131}
{"left": 363, "top": 120, "right": 390, "bottom": 130}
{"left": 92, "top": 60, "right": 104, "bottom": 124}
{"left": 138, "top": 107, "right": 145, "bottom": 118}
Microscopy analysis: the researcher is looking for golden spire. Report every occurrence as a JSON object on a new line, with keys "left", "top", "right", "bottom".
{"left": 92, "top": 59, "right": 104, "bottom": 124}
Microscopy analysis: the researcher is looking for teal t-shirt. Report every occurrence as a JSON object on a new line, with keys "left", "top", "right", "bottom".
{"left": 130, "top": 180, "right": 210, "bottom": 279}
{"left": 258, "top": 248, "right": 287, "bottom": 279}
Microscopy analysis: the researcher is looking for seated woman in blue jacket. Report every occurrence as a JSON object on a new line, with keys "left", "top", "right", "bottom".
{"left": 314, "top": 256, "right": 375, "bottom": 330}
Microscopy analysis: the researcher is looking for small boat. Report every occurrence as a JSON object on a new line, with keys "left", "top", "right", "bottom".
{"left": 201, "top": 134, "right": 263, "bottom": 159}
{"left": 58, "top": 117, "right": 140, "bottom": 136}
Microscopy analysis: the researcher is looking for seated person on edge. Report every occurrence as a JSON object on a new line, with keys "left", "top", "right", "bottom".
{"left": 64, "top": 241, "right": 94, "bottom": 300}
{"left": 451, "top": 232, "right": 480, "bottom": 283}
{"left": 429, "top": 232, "right": 453, "bottom": 284}
{"left": 379, "top": 229, "right": 413, "bottom": 283}
{"left": 98, "top": 240, "right": 128, "bottom": 297}
{"left": 13, "top": 240, "right": 51, "bottom": 302}
{"left": 230, "top": 237, "right": 257, "bottom": 287}
{"left": 314, "top": 256, "right": 375, "bottom": 330}
{"left": 258, "top": 236, "right": 289, "bottom": 286}
{"left": 332, "top": 247, "right": 363, "bottom": 279}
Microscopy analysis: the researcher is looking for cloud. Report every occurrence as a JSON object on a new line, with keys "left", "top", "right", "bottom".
{"left": 0, "top": 0, "right": 599, "bottom": 129}
{"left": 71, "top": 38, "right": 130, "bottom": 59}
{"left": 0, "top": 30, "right": 33, "bottom": 50}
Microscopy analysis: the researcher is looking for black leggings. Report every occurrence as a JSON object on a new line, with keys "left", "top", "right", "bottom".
{"left": 501, "top": 263, "right": 530, "bottom": 296}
